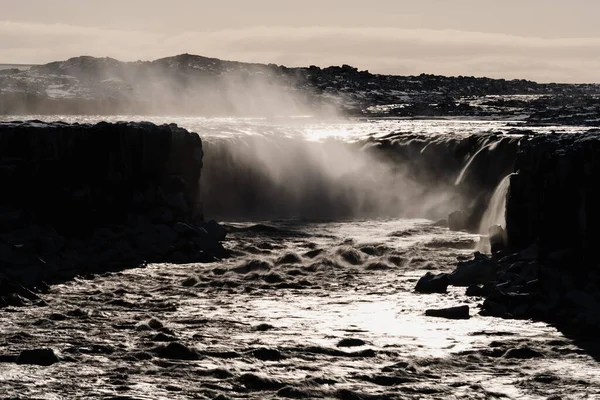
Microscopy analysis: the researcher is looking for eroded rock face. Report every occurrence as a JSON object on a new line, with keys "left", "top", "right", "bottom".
{"left": 0, "top": 121, "right": 203, "bottom": 231}
{"left": 0, "top": 121, "right": 226, "bottom": 304}
{"left": 506, "top": 133, "right": 600, "bottom": 265}
{"left": 417, "top": 133, "right": 600, "bottom": 336}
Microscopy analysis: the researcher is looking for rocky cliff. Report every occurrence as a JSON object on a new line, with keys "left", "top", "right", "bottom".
{"left": 419, "top": 132, "right": 600, "bottom": 338}
{"left": 506, "top": 134, "right": 600, "bottom": 266}
{"left": 0, "top": 121, "right": 226, "bottom": 307}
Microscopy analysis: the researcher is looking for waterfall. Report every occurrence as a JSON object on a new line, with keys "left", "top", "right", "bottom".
{"left": 479, "top": 174, "right": 512, "bottom": 234}
{"left": 454, "top": 140, "right": 499, "bottom": 186}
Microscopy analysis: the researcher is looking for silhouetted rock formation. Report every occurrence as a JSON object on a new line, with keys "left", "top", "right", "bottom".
{"left": 507, "top": 134, "right": 600, "bottom": 264}
{"left": 0, "top": 121, "right": 226, "bottom": 307}
{"left": 418, "top": 133, "right": 600, "bottom": 338}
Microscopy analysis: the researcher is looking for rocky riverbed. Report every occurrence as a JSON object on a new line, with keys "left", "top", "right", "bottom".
{"left": 1, "top": 219, "right": 599, "bottom": 399}
{"left": 2, "top": 118, "right": 599, "bottom": 399}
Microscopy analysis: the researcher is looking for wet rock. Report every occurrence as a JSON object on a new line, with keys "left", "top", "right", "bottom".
{"left": 147, "top": 318, "right": 164, "bottom": 330}
{"left": 425, "top": 305, "right": 470, "bottom": 320}
{"left": 359, "top": 374, "right": 413, "bottom": 386}
{"left": 251, "top": 348, "right": 284, "bottom": 361}
{"left": 156, "top": 342, "right": 199, "bottom": 360}
{"left": 151, "top": 332, "right": 178, "bottom": 342}
{"left": 16, "top": 348, "right": 60, "bottom": 366}
{"left": 181, "top": 276, "right": 199, "bottom": 287}
{"left": 503, "top": 347, "right": 544, "bottom": 359}
{"left": 337, "top": 338, "right": 366, "bottom": 347}
{"left": 0, "top": 355, "right": 18, "bottom": 363}
{"left": 415, "top": 272, "right": 450, "bottom": 294}
{"left": 204, "top": 220, "right": 227, "bottom": 241}
{"left": 49, "top": 313, "right": 68, "bottom": 321}
{"left": 449, "top": 253, "right": 499, "bottom": 286}
{"left": 479, "top": 300, "right": 509, "bottom": 318}
{"left": 254, "top": 323, "right": 275, "bottom": 332}
{"left": 465, "top": 284, "right": 491, "bottom": 297}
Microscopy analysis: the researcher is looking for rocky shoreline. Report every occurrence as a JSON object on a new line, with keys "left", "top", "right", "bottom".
{"left": 420, "top": 133, "right": 600, "bottom": 344}
{"left": 0, "top": 121, "right": 227, "bottom": 307}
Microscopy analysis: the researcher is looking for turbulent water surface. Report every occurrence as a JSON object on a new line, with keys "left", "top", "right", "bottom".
{"left": 1, "top": 115, "right": 591, "bottom": 141}
{"left": 1, "top": 115, "right": 599, "bottom": 399}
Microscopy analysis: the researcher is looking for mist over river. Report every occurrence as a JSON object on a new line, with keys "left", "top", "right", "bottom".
{"left": 0, "top": 114, "right": 598, "bottom": 399}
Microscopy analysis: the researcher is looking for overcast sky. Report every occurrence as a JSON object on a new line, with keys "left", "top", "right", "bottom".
{"left": 2, "top": 0, "right": 599, "bottom": 82}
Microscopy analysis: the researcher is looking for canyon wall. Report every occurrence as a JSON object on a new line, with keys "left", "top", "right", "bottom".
{"left": 0, "top": 121, "right": 225, "bottom": 306}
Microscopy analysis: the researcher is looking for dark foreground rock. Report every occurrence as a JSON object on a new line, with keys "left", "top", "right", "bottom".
{"left": 16, "top": 348, "right": 60, "bottom": 366}
{"left": 0, "top": 121, "right": 227, "bottom": 306}
{"left": 415, "top": 272, "right": 450, "bottom": 293}
{"left": 425, "top": 305, "right": 470, "bottom": 320}
{"left": 418, "top": 133, "right": 600, "bottom": 339}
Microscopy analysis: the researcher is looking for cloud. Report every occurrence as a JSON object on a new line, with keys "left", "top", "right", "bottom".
{"left": 1, "top": 21, "right": 599, "bottom": 83}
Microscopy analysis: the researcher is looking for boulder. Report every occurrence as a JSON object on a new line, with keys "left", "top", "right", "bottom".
{"left": 425, "top": 305, "right": 470, "bottom": 320}
{"left": 415, "top": 272, "right": 450, "bottom": 294}
{"left": 449, "top": 253, "right": 500, "bottom": 286}
{"left": 16, "top": 349, "right": 60, "bottom": 366}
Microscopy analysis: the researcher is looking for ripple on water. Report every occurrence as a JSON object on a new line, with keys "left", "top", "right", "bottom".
{"left": 0, "top": 218, "right": 598, "bottom": 399}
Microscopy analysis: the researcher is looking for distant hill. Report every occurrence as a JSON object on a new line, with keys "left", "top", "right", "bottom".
{"left": 1, "top": 54, "right": 599, "bottom": 120}
{"left": 0, "top": 64, "right": 34, "bottom": 71}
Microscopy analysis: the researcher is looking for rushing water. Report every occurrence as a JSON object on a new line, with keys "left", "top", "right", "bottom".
{"left": 0, "top": 115, "right": 592, "bottom": 141}
{"left": 1, "top": 115, "right": 598, "bottom": 399}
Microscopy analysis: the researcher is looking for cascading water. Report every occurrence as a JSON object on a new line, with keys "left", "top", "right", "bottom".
{"left": 479, "top": 174, "right": 512, "bottom": 232}
{"left": 477, "top": 173, "right": 512, "bottom": 251}
{"left": 454, "top": 139, "right": 499, "bottom": 186}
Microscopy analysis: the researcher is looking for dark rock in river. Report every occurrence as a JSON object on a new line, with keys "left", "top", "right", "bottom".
{"left": 16, "top": 348, "right": 60, "bottom": 366}
{"left": 337, "top": 338, "right": 367, "bottom": 347}
{"left": 415, "top": 272, "right": 450, "bottom": 294}
{"left": 251, "top": 348, "right": 284, "bottom": 361}
{"left": 449, "top": 253, "right": 500, "bottom": 286}
{"left": 425, "top": 305, "right": 470, "bottom": 320}
{"left": 503, "top": 347, "right": 544, "bottom": 359}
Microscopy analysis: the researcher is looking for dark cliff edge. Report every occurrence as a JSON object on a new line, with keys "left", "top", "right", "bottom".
{"left": 503, "top": 135, "right": 600, "bottom": 337}
{"left": 0, "top": 121, "right": 227, "bottom": 307}
{"left": 507, "top": 134, "right": 600, "bottom": 263}
{"left": 418, "top": 132, "right": 600, "bottom": 358}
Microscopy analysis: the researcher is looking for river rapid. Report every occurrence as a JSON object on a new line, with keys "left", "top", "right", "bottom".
{"left": 0, "top": 115, "right": 598, "bottom": 399}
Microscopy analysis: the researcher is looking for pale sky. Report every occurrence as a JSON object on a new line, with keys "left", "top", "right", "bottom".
{"left": 2, "top": 0, "right": 600, "bottom": 82}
